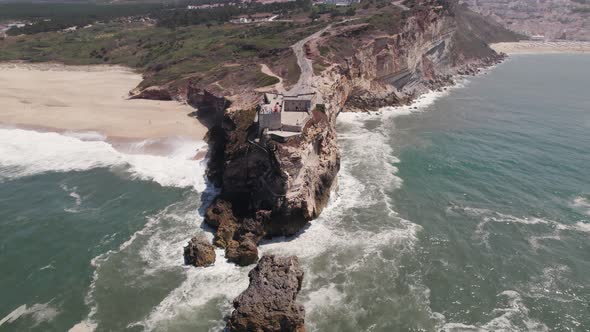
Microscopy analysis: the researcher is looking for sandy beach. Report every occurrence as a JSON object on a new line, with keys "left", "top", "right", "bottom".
{"left": 491, "top": 41, "right": 590, "bottom": 54}
{"left": 0, "top": 63, "right": 207, "bottom": 140}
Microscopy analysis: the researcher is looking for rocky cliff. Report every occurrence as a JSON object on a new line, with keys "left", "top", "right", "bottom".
{"left": 189, "top": 0, "right": 519, "bottom": 266}
{"left": 314, "top": 0, "right": 518, "bottom": 112}
{"left": 201, "top": 93, "right": 340, "bottom": 265}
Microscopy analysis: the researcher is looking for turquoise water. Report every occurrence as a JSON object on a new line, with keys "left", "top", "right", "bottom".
{"left": 0, "top": 169, "right": 187, "bottom": 330}
{"left": 391, "top": 54, "right": 590, "bottom": 331}
{"left": 0, "top": 131, "right": 223, "bottom": 331}
{"left": 1, "top": 54, "right": 589, "bottom": 331}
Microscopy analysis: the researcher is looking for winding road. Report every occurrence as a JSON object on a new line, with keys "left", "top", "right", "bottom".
{"left": 287, "top": 24, "right": 333, "bottom": 96}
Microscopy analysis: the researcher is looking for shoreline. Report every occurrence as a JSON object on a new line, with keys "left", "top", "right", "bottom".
{"left": 491, "top": 41, "right": 590, "bottom": 54}
{"left": 0, "top": 63, "right": 208, "bottom": 141}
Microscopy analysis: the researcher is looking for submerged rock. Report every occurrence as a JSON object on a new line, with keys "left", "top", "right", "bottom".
{"left": 183, "top": 237, "right": 216, "bottom": 267}
{"left": 227, "top": 255, "right": 305, "bottom": 332}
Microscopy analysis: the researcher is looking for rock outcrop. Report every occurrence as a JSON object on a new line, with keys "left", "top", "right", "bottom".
{"left": 201, "top": 93, "right": 339, "bottom": 264}
{"left": 183, "top": 237, "right": 216, "bottom": 267}
{"left": 227, "top": 255, "right": 305, "bottom": 332}
{"left": 204, "top": 198, "right": 265, "bottom": 266}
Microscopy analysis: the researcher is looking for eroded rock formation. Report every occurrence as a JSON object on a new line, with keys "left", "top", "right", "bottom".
{"left": 312, "top": 0, "right": 517, "bottom": 113}
{"left": 183, "top": 237, "right": 216, "bottom": 267}
{"left": 227, "top": 255, "right": 305, "bottom": 332}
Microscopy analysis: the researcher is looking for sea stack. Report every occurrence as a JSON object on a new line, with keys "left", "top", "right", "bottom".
{"left": 227, "top": 255, "right": 305, "bottom": 332}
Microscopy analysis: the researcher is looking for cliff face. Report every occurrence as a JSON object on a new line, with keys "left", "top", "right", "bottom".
{"left": 202, "top": 96, "right": 340, "bottom": 265}
{"left": 198, "top": 0, "right": 517, "bottom": 265}
{"left": 316, "top": 1, "right": 518, "bottom": 112}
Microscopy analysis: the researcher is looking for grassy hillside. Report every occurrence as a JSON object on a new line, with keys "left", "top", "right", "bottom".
{"left": 0, "top": 19, "right": 320, "bottom": 90}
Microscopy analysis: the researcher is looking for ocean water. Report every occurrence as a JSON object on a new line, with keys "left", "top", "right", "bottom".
{"left": 1, "top": 53, "right": 589, "bottom": 332}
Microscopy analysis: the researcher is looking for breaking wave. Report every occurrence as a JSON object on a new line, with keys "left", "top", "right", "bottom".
{"left": 0, "top": 128, "right": 208, "bottom": 190}
{"left": 0, "top": 302, "right": 59, "bottom": 328}
{"left": 570, "top": 196, "right": 590, "bottom": 216}
{"left": 439, "top": 290, "right": 548, "bottom": 332}
{"left": 447, "top": 204, "right": 590, "bottom": 250}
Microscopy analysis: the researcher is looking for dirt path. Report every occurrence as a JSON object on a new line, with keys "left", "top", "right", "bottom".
{"left": 287, "top": 19, "right": 359, "bottom": 98}
{"left": 256, "top": 64, "right": 286, "bottom": 93}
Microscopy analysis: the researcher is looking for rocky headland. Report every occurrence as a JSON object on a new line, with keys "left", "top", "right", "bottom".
{"left": 0, "top": 0, "right": 533, "bottom": 329}
{"left": 173, "top": 0, "right": 520, "bottom": 328}
{"left": 178, "top": 0, "right": 519, "bottom": 267}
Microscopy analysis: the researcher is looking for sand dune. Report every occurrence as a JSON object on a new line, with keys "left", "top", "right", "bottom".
{"left": 0, "top": 63, "right": 207, "bottom": 140}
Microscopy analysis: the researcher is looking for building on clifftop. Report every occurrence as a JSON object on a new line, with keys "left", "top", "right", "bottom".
{"left": 257, "top": 92, "right": 316, "bottom": 141}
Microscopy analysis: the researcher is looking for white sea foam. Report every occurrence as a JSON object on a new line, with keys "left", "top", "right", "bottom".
{"left": 449, "top": 205, "right": 590, "bottom": 251}
{"left": 63, "top": 131, "right": 107, "bottom": 142}
{"left": 450, "top": 205, "right": 552, "bottom": 226}
{"left": 0, "top": 302, "right": 59, "bottom": 328}
{"left": 123, "top": 198, "right": 250, "bottom": 331}
{"left": 136, "top": 250, "right": 249, "bottom": 331}
{"left": 73, "top": 191, "right": 246, "bottom": 332}
{"left": 39, "top": 263, "right": 55, "bottom": 271}
{"left": 528, "top": 231, "right": 562, "bottom": 251}
{"left": 439, "top": 290, "right": 548, "bottom": 332}
{"left": 556, "top": 221, "right": 590, "bottom": 233}
{"left": 60, "top": 184, "right": 83, "bottom": 212}
{"left": 570, "top": 196, "right": 590, "bottom": 216}
{"left": 100, "top": 189, "right": 245, "bottom": 331}
{"left": 304, "top": 283, "right": 345, "bottom": 313}
{"left": 0, "top": 128, "right": 208, "bottom": 190}
{"left": 523, "top": 265, "right": 584, "bottom": 304}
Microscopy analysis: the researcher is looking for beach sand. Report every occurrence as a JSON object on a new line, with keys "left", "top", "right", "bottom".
{"left": 0, "top": 63, "right": 207, "bottom": 140}
{"left": 491, "top": 41, "right": 590, "bottom": 54}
